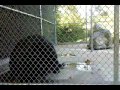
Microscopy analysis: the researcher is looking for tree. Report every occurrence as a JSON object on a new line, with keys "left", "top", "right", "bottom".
{"left": 56, "top": 5, "right": 86, "bottom": 43}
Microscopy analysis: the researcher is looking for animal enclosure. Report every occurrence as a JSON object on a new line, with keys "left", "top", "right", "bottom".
{"left": 0, "top": 5, "right": 120, "bottom": 85}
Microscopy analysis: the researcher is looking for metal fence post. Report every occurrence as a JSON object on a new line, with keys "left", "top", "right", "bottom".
{"left": 114, "top": 5, "right": 119, "bottom": 85}
{"left": 54, "top": 5, "right": 57, "bottom": 45}
{"left": 40, "top": 5, "right": 43, "bottom": 36}
{"left": 85, "top": 5, "right": 88, "bottom": 43}
{"left": 90, "top": 5, "right": 93, "bottom": 52}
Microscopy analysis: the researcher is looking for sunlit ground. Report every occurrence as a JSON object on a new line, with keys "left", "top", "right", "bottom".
{"left": 52, "top": 43, "right": 117, "bottom": 84}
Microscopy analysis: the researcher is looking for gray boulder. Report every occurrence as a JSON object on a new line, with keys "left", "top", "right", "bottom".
{"left": 87, "top": 24, "right": 112, "bottom": 50}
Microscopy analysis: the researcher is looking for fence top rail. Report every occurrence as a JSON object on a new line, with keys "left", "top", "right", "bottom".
{"left": 0, "top": 5, "right": 55, "bottom": 25}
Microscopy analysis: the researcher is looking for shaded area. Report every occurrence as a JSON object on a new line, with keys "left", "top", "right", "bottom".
{"left": 0, "top": 35, "right": 63, "bottom": 83}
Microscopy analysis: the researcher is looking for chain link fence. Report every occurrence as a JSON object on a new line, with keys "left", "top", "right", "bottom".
{"left": 0, "top": 5, "right": 60, "bottom": 84}
{"left": 0, "top": 5, "right": 120, "bottom": 85}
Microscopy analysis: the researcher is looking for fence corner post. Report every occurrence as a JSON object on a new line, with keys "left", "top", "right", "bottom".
{"left": 114, "top": 5, "right": 119, "bottom": 85}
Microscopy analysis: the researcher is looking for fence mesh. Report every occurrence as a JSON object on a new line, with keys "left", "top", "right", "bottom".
{"left": 0, "top": 5, "right": 119, "bottom": 85}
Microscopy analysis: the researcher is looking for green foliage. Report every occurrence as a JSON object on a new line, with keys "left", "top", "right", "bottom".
{"left": 57, "top": 23, "right": 86, "bottom": 43}
{"left": 56, "top": 5, "right": 86, "bottom": 43}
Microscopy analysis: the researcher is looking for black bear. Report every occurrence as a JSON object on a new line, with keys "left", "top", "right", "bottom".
{"left": 8, "top": 34, "right": 64, "bottom": 83}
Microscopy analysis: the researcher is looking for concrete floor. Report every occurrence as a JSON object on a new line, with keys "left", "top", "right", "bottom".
{"left": 53, "top": 44, "right": 117, "bottom": 84}
{"left": 0, "top": 43, "right": 119, "bottom": 84}
{"left": 48, "top": 64, "right": 108, "bottom": 84}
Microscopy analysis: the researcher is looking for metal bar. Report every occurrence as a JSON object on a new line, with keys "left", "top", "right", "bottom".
{"left": 85, "top": 5, "right": 88, "bottom": 43}
{"left": 42, "top": 18, "right": 55, "bottom": 25}
{"left": 0, "top": 5, "right": 55, "bottom": 25}
{"left": 90, "top": 5, "right": 93, "bottom": 52}
{"left": 54, "top": 5, "right": 57, "bottom": 45}
{"left": 40, "top": 5, "right": 43, "bottom": 36}
{"left": 114, "top": 5, "right": 119, "bottom": 85}
{"left": 57, "top": 23, "right": 86, "bottom": 24}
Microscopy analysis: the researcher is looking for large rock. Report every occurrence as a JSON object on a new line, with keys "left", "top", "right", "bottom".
{"left": 87, "top": 24, "right": 112, "bottom": 50}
